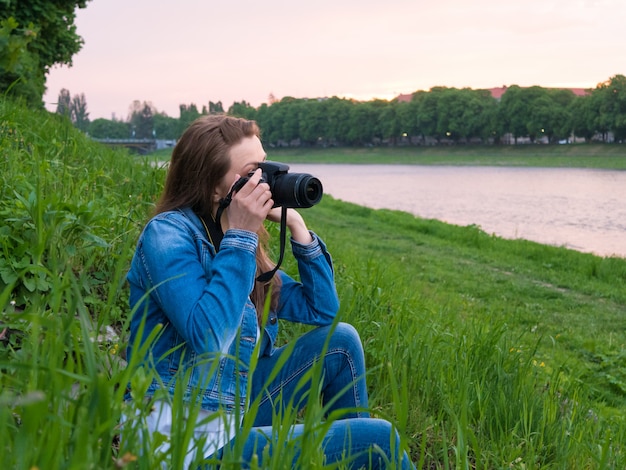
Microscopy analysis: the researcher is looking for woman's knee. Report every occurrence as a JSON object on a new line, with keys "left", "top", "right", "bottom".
{"left": 328, "top": 322, "right": 363, "bottom": 353}
{"left": 305, "top": 322, "right": 364, "bottom": 362}
{"left": 331, "top": 323, "right": 366, "bottom": 373}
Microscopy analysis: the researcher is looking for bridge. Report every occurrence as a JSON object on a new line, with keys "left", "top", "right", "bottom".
{"left": 92, "top": 138, "right": 157, "bottom": 154}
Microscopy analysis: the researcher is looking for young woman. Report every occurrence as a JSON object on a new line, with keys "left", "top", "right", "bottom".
{"left": 124, "top": 114, "right": 414, "bottom": 468}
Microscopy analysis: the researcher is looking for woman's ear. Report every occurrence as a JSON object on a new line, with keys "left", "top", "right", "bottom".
{"left": 213, "top": 177, "right": 229, "bottom": 203}
{"left": 212, "top": 187, "right": 222, "bottom": 204}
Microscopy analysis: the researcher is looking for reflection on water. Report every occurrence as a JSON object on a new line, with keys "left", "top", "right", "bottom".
{"left": 290, "top": 164, "right": 626, "bottom": 258}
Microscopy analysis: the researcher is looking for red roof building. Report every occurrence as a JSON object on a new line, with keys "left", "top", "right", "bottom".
{"left": 487, "top": 86, "right": 590, "bottom": 99}
{"left": 395, "top": 86, "right": 591, "bottom": 102}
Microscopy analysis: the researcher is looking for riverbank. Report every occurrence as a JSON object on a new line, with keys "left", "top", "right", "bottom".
{"left": 269, "top": 144, "right": 626, "bottom": 169}
{"left": 307, "top": 196, "right": 626, "bottom": 465}
{"left": 2, "top": 99, "right": 625, "bottom": 468}
{"left": 149, "top": 143, "right": 626, "bottom": 169}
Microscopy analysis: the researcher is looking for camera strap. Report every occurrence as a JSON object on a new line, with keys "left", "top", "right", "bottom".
{"left": 216, "top": 190, "right": 287, "bottom": 283}
{"left": 256, "top": 206, "right": 287, "bottom": 283}
{"left": 215, "top": 186, "right": 237, "bottom": 230}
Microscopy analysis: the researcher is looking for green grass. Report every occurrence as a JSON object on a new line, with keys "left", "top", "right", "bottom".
{"left": 268, "top": 145, "right": 626, "bottom": 169}
{"left": 151, "top": 144, "right": 626, "bottom": 169}
{"left": 2, "top": 99, "right": 625, "bottom": 468}
{"left": 293, "top": 200, "right": 626, "bottom": 467}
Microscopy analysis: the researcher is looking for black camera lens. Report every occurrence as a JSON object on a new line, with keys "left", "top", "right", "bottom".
{"left": 293, "top": 174, "right": 323, "bottom": 208}
{"left": 272, "top": 173, "right": 323, "bottom": 208}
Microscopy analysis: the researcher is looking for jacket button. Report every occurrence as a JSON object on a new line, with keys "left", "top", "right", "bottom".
{"left": 269, "top": 316, "right": 277, "bottom": 325}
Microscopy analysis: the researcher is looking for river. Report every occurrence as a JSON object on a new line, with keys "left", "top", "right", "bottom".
{"left": 288, "top": 164, "right": 626, "bottom": 259}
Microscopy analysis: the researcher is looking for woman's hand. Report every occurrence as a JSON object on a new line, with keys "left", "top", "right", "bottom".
{"left": 221, "top": 169, "right": 274, "bottom": 233}
{"left": 267, "top": 207, "right": 313, "bottom": 245}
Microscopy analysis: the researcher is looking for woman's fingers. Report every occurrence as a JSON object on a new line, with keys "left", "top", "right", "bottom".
{"left": 225, "top": 170, "right": 274, "bottom": 232}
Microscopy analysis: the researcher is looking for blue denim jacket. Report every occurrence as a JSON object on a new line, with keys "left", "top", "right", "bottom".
{"left": 125, "top": 206, "right": 339, "bottom": 413}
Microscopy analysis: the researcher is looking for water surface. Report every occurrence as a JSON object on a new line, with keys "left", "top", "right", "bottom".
{"left": 290, "top": 164, "right": 626, "bottom": 258}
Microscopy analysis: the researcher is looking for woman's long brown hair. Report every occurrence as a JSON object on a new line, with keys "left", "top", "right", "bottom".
{"left": 155, "top": 114, "right": 281, "bottom": 323}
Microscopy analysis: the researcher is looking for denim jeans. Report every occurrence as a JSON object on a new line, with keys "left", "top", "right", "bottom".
{"left": 229, "top": 322, "right": 416, "bottom": 469}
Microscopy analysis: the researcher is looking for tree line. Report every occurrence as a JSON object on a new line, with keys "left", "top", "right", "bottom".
{"left": 2, "top": 3, "right": 625, "bottom": 147}
{"left": 66, "top": 98, "right": 228, "bottom": 142}
{"left": 62, "top": 74, "right": 626, "bottom": 147}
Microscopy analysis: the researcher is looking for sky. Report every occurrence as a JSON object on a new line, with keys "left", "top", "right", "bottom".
{"left": 43, "top": 0, "right": 626, "bottom": 120}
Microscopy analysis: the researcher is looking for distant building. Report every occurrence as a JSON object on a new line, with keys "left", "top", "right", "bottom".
{"left": 486, "top": 86, "right": 590, "bottom": 100}
{"left": 395, "top": 93, "right": 413, "bottom": 102}
{"left": 395, "top": 86, "right": 591, "bottom": 102}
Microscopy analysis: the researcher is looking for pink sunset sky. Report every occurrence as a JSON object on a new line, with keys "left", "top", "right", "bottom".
{"left": 43, "top": 0, "right": 626, "bottom": 120}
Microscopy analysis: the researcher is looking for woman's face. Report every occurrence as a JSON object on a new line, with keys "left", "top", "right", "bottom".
{"left": 214, "top": 135, "right": 267, "bottom": 203}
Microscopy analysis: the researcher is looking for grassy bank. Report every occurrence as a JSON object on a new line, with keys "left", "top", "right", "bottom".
{"left": 269, "top": 145, "right": 626, "bottom": 169}
{"left": 2, "top": 100, "right": 625, "bottom": 468}
{"left": 150, "top": 143, "right": 626, "bottom": 169}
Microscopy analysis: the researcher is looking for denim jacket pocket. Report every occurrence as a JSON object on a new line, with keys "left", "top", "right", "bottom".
{"left": 263, "top": 317, "right": 279, "bottom": 356}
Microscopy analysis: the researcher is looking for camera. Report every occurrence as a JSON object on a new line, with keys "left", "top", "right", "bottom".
{"left": 234, "top": 161, "right": 323, "bottom": 208}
